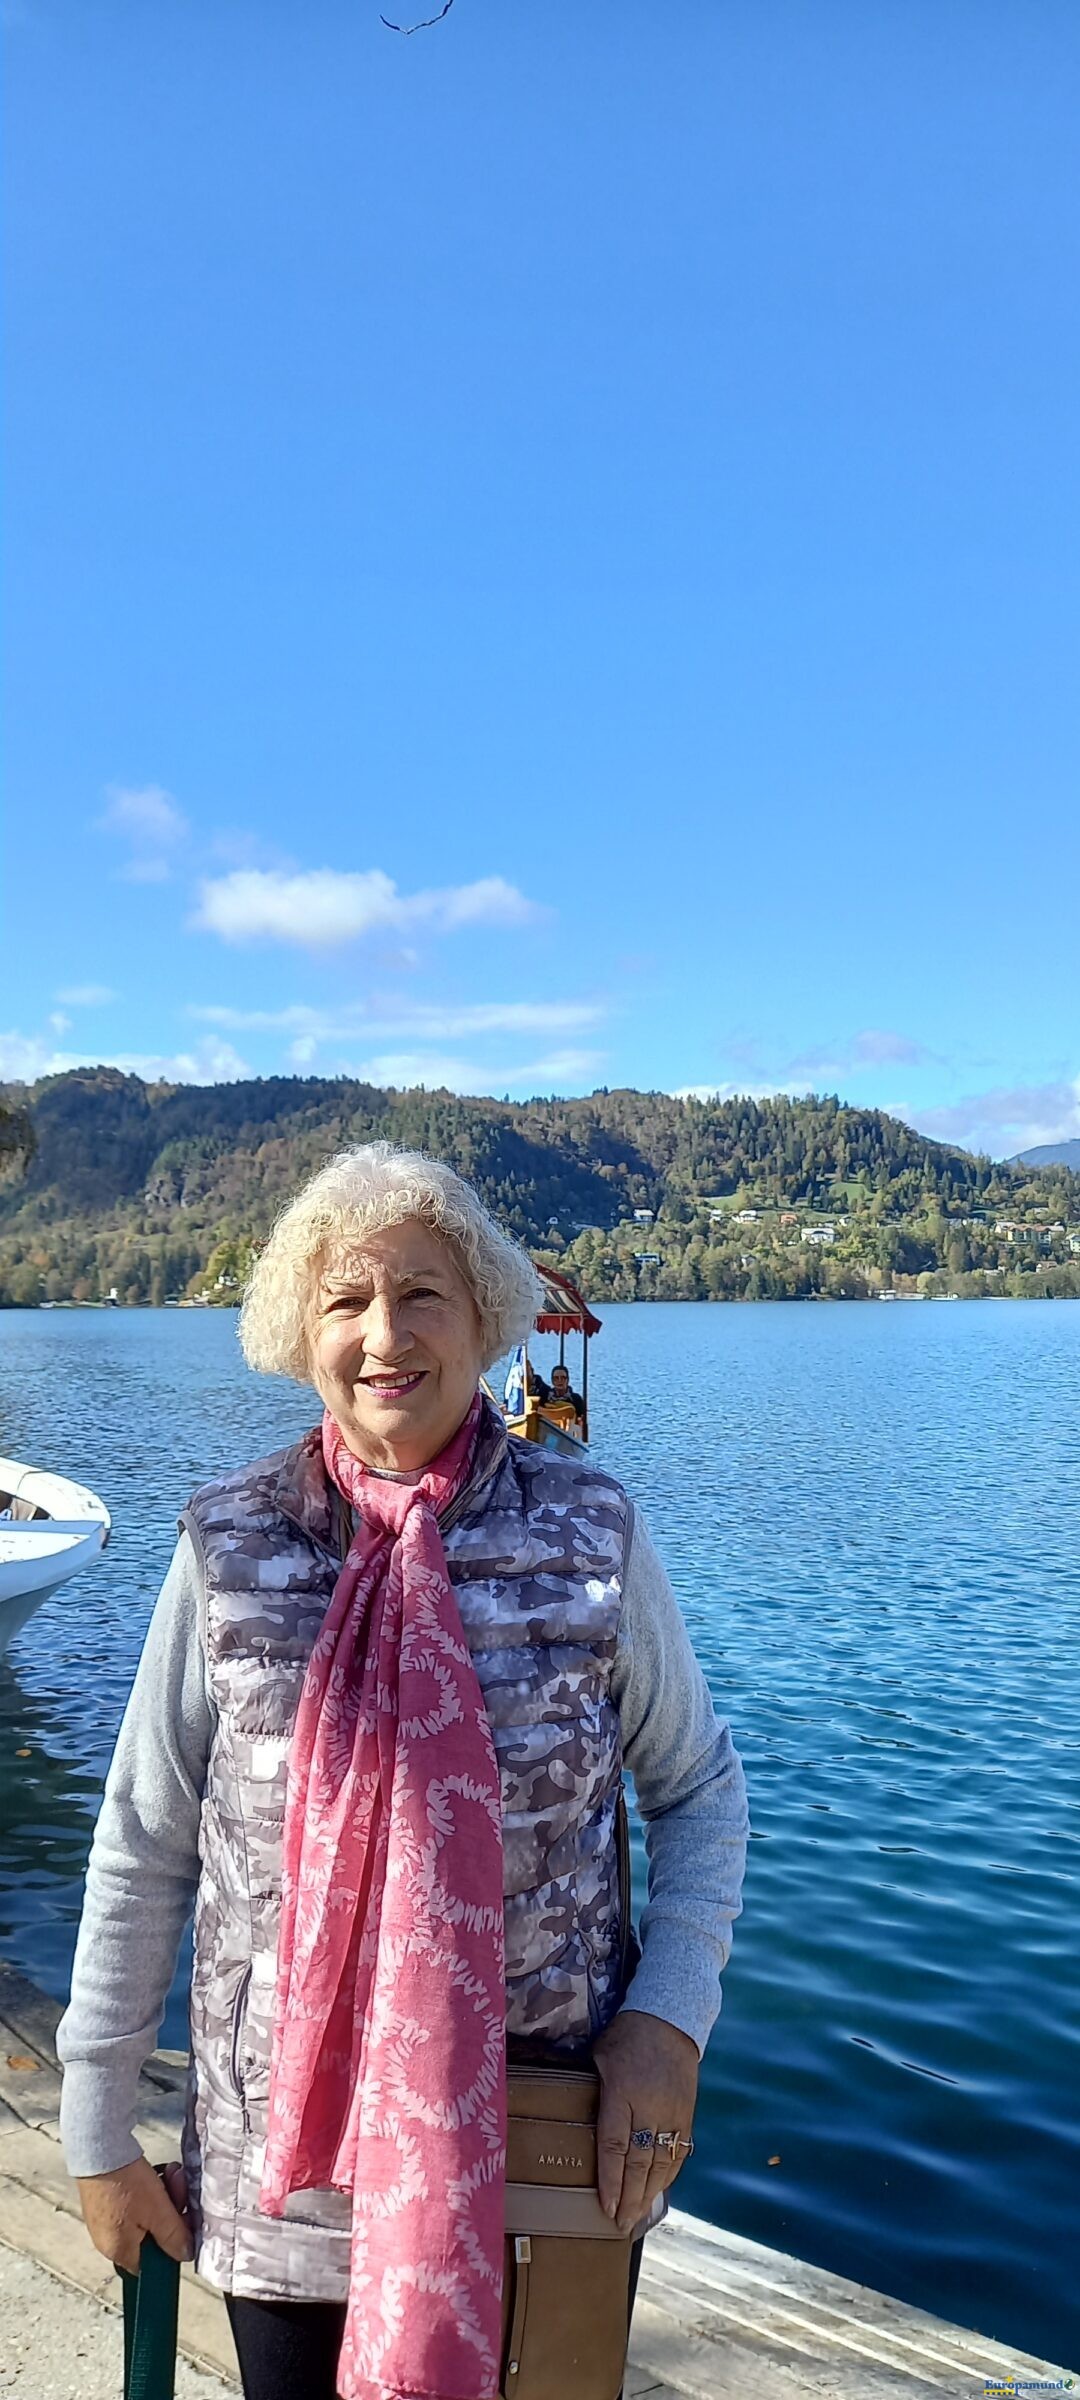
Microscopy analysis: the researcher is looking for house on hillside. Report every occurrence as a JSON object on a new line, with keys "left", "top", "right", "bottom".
{"left": 733, "top": 1208, "right": 760, "bottom": 1223}
{"left": 633, "top": 1208, "right": 655, "bottom": 1225}
{"left": 804, "top": 1225, "right": 836, "bottom": 1246}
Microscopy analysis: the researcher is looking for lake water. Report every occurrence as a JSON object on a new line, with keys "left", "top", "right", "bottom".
{"left": 1, "top": 1300, "right": 1078, "bottom": 2369}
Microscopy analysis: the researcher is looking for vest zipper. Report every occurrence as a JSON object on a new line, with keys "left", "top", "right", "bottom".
{"left": 229, "top": 1962, "right": 253, "bottom": 2132}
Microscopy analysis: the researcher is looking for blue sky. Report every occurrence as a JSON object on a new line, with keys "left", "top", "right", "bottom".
{"left": 3, "top": 1, "right": 1078, "bottom": 1157}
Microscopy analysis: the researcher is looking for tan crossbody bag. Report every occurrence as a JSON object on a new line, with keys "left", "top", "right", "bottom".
{"left": 499, "top": 1794, "right": 641, "bottom": 2400}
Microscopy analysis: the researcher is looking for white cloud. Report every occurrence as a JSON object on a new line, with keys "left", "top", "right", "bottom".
{"left": 426, "top": 878, "right": 538, "bottom": 932}
{"left": 54, "top": 984, "right": 118, "bottom": 1008}
{"left": 189, "top": 1003, "right": 322, "bottom": 1032}
{"left": 122, "top": 855, "right": 172, "bottom": 885}
{"left": 0, "top": 1009, "right": 599, "bottom": 1096}
{"left": 393, "top": 1000, "right": 602, "bottom": 1038}
{"left": 851, "top": 1029, "right": 930, "bottom": 1068}
{"left": 188, "top": 997, "right": 604, "bottom": 1041}
{"left": 98, "top": 785, "right": 187, "bottom": 844}
{"left": 0, "top": 1033, "right": 72, "bottom": 1082}
{"left": 906, "top": 1077, "right": 1080, "bottom": 1158}
{"left": 0, "top": 1030, "right": 249, "bottom": 1086}
{"left": 347, "top": 1047, "right": 601, "bottom": 1096}
{"left": 784, "top": 1029, "right": 933, "bottom": 1079}
{"left": 191, "top": 868, "right": 538, "bottom": 949}
{"left": 96, "top": 784, "right": 190, "bottom": 882}
{"left": 675, "top": 1030, "right": 935, "bottom": 1103}
{"left": 48, "top": 1012, "right": 72, "bottom": 1036}
{"left": 189, "top": 1003, "right": 323, "bottom": 1033}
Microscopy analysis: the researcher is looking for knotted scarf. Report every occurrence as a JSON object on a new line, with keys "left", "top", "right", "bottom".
{"left": 260, "top": 1393, "right": 507, "bottom": 2400}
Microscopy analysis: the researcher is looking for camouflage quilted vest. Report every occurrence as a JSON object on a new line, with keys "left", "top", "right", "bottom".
{"left": 178, "top": 1398, "right": 629, "bottom": 2300}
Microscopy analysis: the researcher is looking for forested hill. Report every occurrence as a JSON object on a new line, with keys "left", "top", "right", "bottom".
{"left": 1, "top": 1067, "right": 1079, "bottom": 1306}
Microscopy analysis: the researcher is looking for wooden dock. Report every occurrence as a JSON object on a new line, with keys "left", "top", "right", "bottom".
{"left": 0, "top": 1959, "right": 1071, "bottom": 2399}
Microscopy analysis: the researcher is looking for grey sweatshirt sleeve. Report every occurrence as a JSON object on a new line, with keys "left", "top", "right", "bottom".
{"left": 57, "top": 1500, "right": 748, "bottom": 2177}
{"left": 56, "top": 1531, "right": 213, "bottom": 2177}
{"left": 612, "top": 1505, "right": 750, "bottom": 2058}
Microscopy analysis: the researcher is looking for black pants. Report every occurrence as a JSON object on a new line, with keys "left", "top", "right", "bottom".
{"left": 226, "top": 2235, "right": 645, "bottom": 2400}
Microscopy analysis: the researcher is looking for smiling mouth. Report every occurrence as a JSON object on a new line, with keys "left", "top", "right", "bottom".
{"left": 358, "top": 1371, "right": 427, "bottom": 1400}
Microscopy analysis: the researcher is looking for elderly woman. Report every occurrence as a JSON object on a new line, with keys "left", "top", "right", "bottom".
{"left": 58, "top": 1145, "right": 749, "bottom": 2400}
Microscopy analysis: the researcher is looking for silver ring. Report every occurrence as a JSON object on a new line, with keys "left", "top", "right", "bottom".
{"left": 629, "top": 2127, "right": 657, "bottom": 2151}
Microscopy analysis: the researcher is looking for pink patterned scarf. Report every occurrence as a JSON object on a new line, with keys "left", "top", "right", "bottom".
{"left": 260, "top": 1394, "right": 507, "bottom": 2400}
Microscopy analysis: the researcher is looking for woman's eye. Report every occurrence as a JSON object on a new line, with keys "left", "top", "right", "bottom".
{"left": 407, "top": 1287, "right": 440, "bottom": 1302}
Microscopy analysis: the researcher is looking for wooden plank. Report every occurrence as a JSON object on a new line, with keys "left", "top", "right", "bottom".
{"left": 0, "top": 2122, "right": 80, "bottom": 2211}
{"left": 639, "top": 2240, "right": 978, "bottom": 2377}
{"left": 0, "top": 2045, "right": 63, "bottom": 2135}
{"left": 0, "top": 2166, "right": 240, "bottom": 2386}
{"left": 0, "top": 2170, "right": 119, "bottom": 2310}
{"left": 0, "top": 2041, "right": 186, "bottom": 2158}
{"left": 0, "top": 1959, "right": 64, "bottom": 2057}
{"left": 651, "top": 2211, "right": 1070, "bottom": 2386}
{"left": 0, "top": 2243, "right": 237, "bottom": 2400}
{"left": 628, "top": 2291, "right": 859, "bottom": 2400}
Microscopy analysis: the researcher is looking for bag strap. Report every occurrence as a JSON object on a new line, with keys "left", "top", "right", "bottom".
{"left": 119, "top": 2235, "right": 180, "bottom": 2400}
{"left": 615, "top": 1784, "right": 635, "bottom": 2000}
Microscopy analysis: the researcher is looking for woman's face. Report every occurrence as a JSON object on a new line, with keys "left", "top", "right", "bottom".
{"left": 307, "top": 1219, "right": 485, "bottom": 1471}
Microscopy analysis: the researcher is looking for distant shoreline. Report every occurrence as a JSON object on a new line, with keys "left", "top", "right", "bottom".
{"left": 4, "top": 1080, "right": 1079, "bottom": 1309}
{"left": 7, "top": 1287, "right": 1080, "bottom": 1313}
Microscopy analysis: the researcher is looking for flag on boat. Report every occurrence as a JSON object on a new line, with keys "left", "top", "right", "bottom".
{"left": 503, "top": 1344, "right": 526, "bottom": 1415}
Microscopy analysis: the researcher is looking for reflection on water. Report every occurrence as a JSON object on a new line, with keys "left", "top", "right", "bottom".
{"left": 1, "top": 1300, "right": 1078, "bottom": 2365}
{"left": 0, "top": 1652, "right": 103, "bottom": 2001}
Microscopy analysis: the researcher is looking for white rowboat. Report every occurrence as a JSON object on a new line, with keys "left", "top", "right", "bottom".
{"left": 0, "top": 1458, "right": 110, "bottom": 1655}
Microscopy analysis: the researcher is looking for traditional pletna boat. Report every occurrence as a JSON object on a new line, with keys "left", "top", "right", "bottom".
{"left": 0, "top": 1459, "right": 111, "bottom": 1656}
{"left": 493, "top": 1262, "right": 601, "bottom": 1455}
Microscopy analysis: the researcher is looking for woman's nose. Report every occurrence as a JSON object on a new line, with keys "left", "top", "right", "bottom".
{"left": 360, "top": 1293, "right": 410, "bottom": 1360}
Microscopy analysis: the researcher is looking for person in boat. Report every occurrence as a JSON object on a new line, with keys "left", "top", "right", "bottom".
{"left": 549, "top": 1361, "right": 585, "bottom": 1418}
{"left": 57, "top": 1143, "right": 749, "bottom": 2400}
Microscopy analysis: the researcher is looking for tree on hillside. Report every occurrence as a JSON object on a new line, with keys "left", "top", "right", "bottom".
{"left": 0, "top": 1097, "right": 34, "bottom": 1179}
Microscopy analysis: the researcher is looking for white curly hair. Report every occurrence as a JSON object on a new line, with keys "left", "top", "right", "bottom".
{"left": 239, "top": 1141, "right": 543, "bottom": 1382}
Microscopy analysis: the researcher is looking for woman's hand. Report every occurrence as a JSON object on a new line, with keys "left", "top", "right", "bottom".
{"left": 76, "top": 2155, "right": 194, "bottom": 2275}
{"left": 592, "top": 2007, "right": 699, "bottom": 2233}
